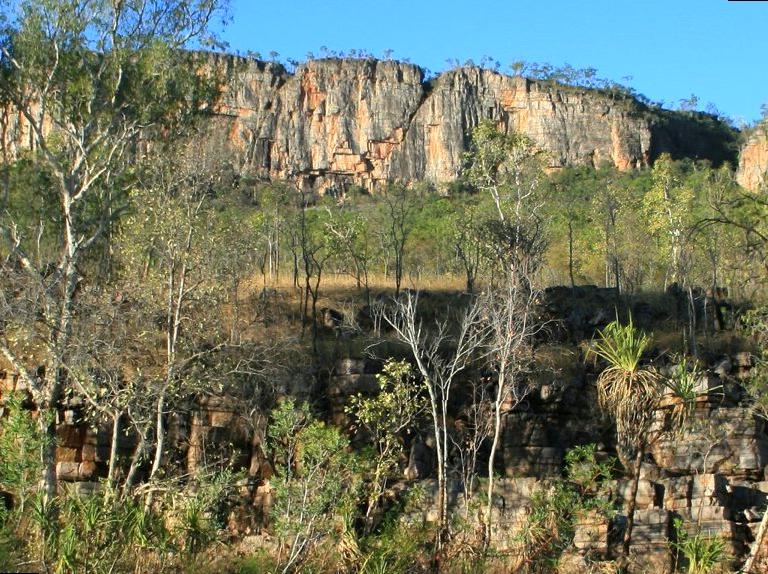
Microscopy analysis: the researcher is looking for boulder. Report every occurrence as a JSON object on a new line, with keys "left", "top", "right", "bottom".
{"left": 404, "top": 439, "right": 433, "bottom": 480}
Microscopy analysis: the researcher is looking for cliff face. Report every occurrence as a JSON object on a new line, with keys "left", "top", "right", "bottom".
{"left": 737, "top": 125, "right": 768, "bottom": 191}
{"left": 1, "top": 53, "right": 740, "bottom": 192}
{"left": 211, "top": 55, "right": 657, "bottom": 192}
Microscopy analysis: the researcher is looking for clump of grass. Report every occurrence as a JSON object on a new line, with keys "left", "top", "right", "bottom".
{"left": 670, "top": 518, "right": 726, "bottom": 574}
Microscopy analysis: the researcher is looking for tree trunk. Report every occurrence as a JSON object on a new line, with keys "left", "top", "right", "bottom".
{"left": 568, "top": 220, "right": 575, "bottom": 289}
{"left": 107, "top": 412, "right": 121, "bottom": 486}
{"left": 38, "top": 404, "right": 59, "bottom": 499}
{"left": 742, "top": 510, "right": 768, "bottom": 573}
{"left": 485, "top": 398, "right": 503, "bottom": 548}
{"left": 428, "top": 397, "right": 446, "bottom": 551}
{"left": 310, "top": 270, "right": 321, "bottom": 355}
{"left": 622, "top": 447, "right": 645, "bottom": 557}
{"left": 149, "top": 391, "right": 166, "bottom": 480}
{"left": 440, "top": 397, "right": 450, "bottom": 533}
{"left": 124, "top": 433, "right": 146, "bottom": 496}
{"left": 41, "top": 231, "right": 81, "bottom": 498}
{"left": 395, "top": 249, "right": 403, "bottom": 298}
{"left": 687, "top": 286, "right": 698, "bottom": 357}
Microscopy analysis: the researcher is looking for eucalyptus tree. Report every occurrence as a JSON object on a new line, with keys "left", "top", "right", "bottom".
{"left": 0, "top": 0, "right": 228, "bottom": 497}
{"left": 324, "top": 202, "right": 374, "bottom": 304}
{"left": 118, "top": 134, "right": 239, "bottom": 483}
{"left": 450, "top": 199, "right": 486, "bottom": 293}
{"left": 378, "top": 183, "right": 418, "bottom": 297}
{"left": 464, "top": 120, "right": 545, "bottom": 226}
{"left": 644, "top": 155, "right": 696, "bottom": 288}
{"left": 463, "top": 122, "right": 548, "bottom": 549}
{"left": 346, "top": 359, "right": 425, "bottom": 532}
{"left": 295, "top": 192, "right": 335, "bottom": 352}
{"left": 464, "top": 121, "right": 547, "bottom": 289}
{"left": 699, "top": 170, "right": 768, "bottom": 292}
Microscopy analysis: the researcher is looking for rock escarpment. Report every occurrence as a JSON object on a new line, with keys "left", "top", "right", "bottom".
{"left": 207, "top": 54, "right": 737, "bottom": 193}
{"left": 738, "top": 124, "right": 768, "bottom": 191}
{"left": 0, "top": 53, "right": 739, "bottom": 192}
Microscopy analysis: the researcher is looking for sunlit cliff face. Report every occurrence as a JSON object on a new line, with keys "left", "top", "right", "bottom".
{"left": 737, "top": 126, "right": 768, "bottom": 191}
{"left": 3, "top": 53, "right": 739, "bottom": 195}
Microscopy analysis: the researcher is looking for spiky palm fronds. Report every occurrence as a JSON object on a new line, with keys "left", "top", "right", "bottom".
{"left": 589, "top": 318, "right": 661, "bottom": 451}
{"left": 590, "top": 318, "right": 650, "bottom": 374}
{"left": 664, "top": 362, "right": 709, "bottom": 435}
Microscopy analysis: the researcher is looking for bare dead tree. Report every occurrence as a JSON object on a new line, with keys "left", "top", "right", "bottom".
{"left": 382, "top": 291, "right": 488, "bottom": 547}
{"left": 479, "top": 279, "right": 541, "bottom": 547}
{"left": 449, "top": 376, "right": 493, "bottom": 515}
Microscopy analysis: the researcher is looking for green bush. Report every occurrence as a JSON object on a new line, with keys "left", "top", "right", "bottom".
{"left": 515, "top": 444, "right": 614, "bottom": 572}
{"left": 268, "top": 399, "right": 363, "bottom": 572}
{"left": 670, "top": 518, "right": 726, "bottom": 574}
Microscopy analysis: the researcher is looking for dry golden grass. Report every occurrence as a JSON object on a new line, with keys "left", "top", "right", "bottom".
{"left": 246, "top": 270, "right": 467, "bottom": 297}
{"left": 223, "top": 271, "right": 469, "bottom": 347}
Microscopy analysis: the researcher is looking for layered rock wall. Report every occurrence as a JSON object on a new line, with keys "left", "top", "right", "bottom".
{"left": 0, "top": 53, "right": 739, "bottom": 193}
{"left": 738, "top": 124, "right": 768, "bottom": 191}
{"left": 212, "top": 56, "right": 655, "bottom": 193}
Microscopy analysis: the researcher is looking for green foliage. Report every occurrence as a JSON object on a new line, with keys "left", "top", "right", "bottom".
{"left": 0, "top": 157, "right": 61, "bottom": 258}
{"left": 670, "top": 518, "right": 726, "bottom": 574}
{"left": 643, "top": 154, "right": 696, "bottom": 282}
{"left": 564, "top": 444, "right": 615, "bottom": 498}
{"left": 0, "top": 390, "right": 234, "bottom": 571}
{"left": 26, "top": 487, "right": 170, "bottom": 574}
{"left": 464, "top": 120, "right": 545, "bottom": 223}
{"left": 664, "top": 361, "right": 713, "bottom": 433}
{"left": 359, "top": 485, "right": 433, "bottom": 574}
{"left": 172, "top": 470, "right": 236, "bottom": 556}
{"left": 588, "top": 318, "right": 660, "bottom": 452}
{"left": 347, "top": 359, "right": 425, "bottom": 528}
{"left": 463, "top": 121, "right": 548, "bottom": 285}
{"left": 229, "top": 550, "right": 279, "bottom": 574}
{"left": 517, "top": 482, "right": 581, "bottom": 569}
{"left": 8, "top": 472, "right": 234, "bottom": 573}
{"left": 347, "top": 359, "right": 424, "bottom": 442}
{"left": 0, "top": 507, "right": 12, "bottom": 571}
{"left": 516, "top": 444, "right": 614, "bottom": 572}
{"left": 538, "top": 159, "right": 753, "bottom": 294}
{"left": 739, "top": 307, "right": 768, "bottom": 418}
{"left": 589, "top": 317, "right": 651, "bottom": 374}
{"left": 324, "top": 202, "right": 374, "bottom": 289}
{"left": 268, "top": 399, "right": 362, "bottom": 570}
{"left": 0, "top": 393, "right": 49, "bottom": 506}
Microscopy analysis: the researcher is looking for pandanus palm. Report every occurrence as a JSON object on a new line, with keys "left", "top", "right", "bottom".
{"left": 589, "top": 318, "right": 661, "bottom": 559}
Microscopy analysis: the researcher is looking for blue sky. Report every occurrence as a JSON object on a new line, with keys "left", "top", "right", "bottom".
{"left": 221, "top": 0, "right": 767, "bottom": 124}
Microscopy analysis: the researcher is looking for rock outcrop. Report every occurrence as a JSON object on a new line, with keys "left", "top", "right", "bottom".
{"left": 738, "top": 124, "right": 768, "bottom": 191}
{"left": 201, "top": 54, "right": 738, "bottom": 193}
{"left": 0, "top": 53, "right": 739, "bottom": 193}
{"left": 2, "top": 285, "right": 766, "bottom": 572}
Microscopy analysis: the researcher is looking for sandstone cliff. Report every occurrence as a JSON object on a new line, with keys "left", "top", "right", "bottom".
{"left": 207, "top": 54, "right": 738, "bottom": 193}
{"left": 738, "top": 123, "right": 768, "bottom": 191}
{"left": 1, "top": 53, "right": 740, "bottom": 193}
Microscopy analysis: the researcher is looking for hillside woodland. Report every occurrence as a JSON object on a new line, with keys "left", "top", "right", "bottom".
{"left": 1, "top": 2, "right": 768, "bottom": 573}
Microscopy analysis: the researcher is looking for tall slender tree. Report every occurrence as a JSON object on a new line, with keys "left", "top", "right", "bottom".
{"left": 0, "top": 0, "right": 228, "bottom": 497}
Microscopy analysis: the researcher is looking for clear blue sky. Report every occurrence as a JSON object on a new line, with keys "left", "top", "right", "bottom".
{"left": 221, "top": 0, "right": 767, "bottom": 124}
